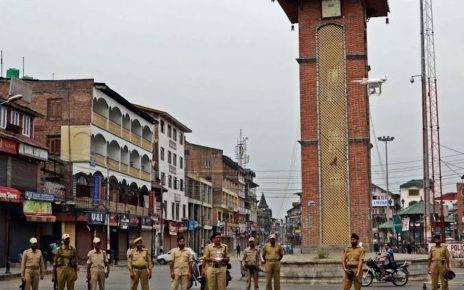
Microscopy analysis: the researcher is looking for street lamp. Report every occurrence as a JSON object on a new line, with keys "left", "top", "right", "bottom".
{"left": 378, "top": 136, "right": 395, "bottom": 242}
{"left": 0, "top": 94, "right": 23, "bottom": 105}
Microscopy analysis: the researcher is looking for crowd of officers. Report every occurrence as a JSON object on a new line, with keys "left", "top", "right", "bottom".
{"left": 17, "top": 231, "right": 455, "bottom": 290}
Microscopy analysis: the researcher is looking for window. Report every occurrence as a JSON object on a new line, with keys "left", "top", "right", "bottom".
{"left": 22, "top": 115, "right": 31, "bottom": 136}
{"left": 180, "top": 157, "right": 183, "bottom": 169}
{"left": 173, "top": 128, "right": 177, "bottom": 141}
{"left": 161, "top": 172, "right": 166, "bottom": 185}
{"left": 180, "top": 179, "right": 184, "bottom": 192}
{"left": 47, "top": 135, "right": 61, "bottom": 156}
{"left": 0, "top": 106, "right": 6, "bottom": 128}
{"left": 174, "top": 177, "right": 178, "bottom": 190}
{"left": 164, "top": 201, "right": 168, "bottom": 218}
{"left": 168, "top": 125, "right": 172, "bottom": 138}
{"left": 171, "top": 202, "right": 175, "bottom": 220}
{"left": 182, "top": 204, "right": 186, "bottom": 219}
{"left": 409, "top": 189, "right": 420, "bottom": 196}
{"left": 47, "top": 98, "right": 63, "bottom": 120}
{"left": 168, "top": 175, "right": 172, "bottom": 188}
{"left": 160, "top": 147, "right": 165, "bottom": 161}
{"left": 160, "top": 120, "right": 165, "bottom": 133}
{"left": 218, "top": 211, "right": 222, "bottom": 221}
{"left": 168, "top": 151, "right": 172, "bottom": 164}
{"left": 175, "top": 203, "right": 180, "bottom": 220}
{"left": 179, "top": 133, "right": 183, "bottom": 145}
{"left": 173, "top": 153, "right": 177, "bottom": 166}
{"left": 204, "top": 159, "right": 211, "bottom": 169}
{"left": 10, "top": 110, "right": 19, "bottom": 125}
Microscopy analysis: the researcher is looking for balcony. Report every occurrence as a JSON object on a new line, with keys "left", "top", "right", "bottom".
{"left": 120, "top": 163, "right": 129, "bottom": 174}
{"left": 92, "top": 112, "right": 107, "bottom": 130}
{"left": 131, "top": 133, "right": 142, "bottom": 146}
{"left": 129, "top": 166, "right": 141, "bottom": 178}
{"left": 107, "top": 158, "right": 120, "bottom": 171}
{"left": 141, "top": 171, "right": 151, "bottom": 182}
{"left": 108, "top": 120, "right": 122, "bottom": 137}
{"left": 122, "top": 128, "right": 131, "bottom": 141}
{"left": 142, "top": 138, "right": 152, "bottom": 152}
{"left": 94, "top": 153, "right": 106, "bottom": 167}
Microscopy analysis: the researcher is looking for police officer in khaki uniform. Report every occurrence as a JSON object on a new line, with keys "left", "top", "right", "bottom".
{"left": 87, "top": 237, "right": 110, "bottom": 290}
{"left": 342, "top": 233, "right": 365, "bottom": 290}
{"left": 262, "top": 234, "right": 283, "bottom": 290}
{"left": 128, "top": 237, "right": 152, "bottom": 290}
{"left": 203, "top": 232, "right": 229, "bottom": 290}
{"left": 170, "top": 236, "right": 193, "bottom": 290}
{"left": 53, "top": 234, "right": 78, "bottom": 290}
{"left": 242, "top": 237, "right": 260, "bottom": 290}
{"left": 21, "top": 237, "right": 45, "bottom": 290}
{"left": 428, "top": 234, "right": 451, "bottom": 290}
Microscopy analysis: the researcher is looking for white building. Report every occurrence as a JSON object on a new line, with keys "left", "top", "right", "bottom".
{"left": 399, "top": 179, "right": 424, "bottom": 208}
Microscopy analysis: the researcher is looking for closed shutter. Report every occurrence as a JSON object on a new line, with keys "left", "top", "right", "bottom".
{"left": 11, "top": 158, "right": 38, "bottom": 191}
{"left": 0, "top": 155, "right": 7, "bottom": 186}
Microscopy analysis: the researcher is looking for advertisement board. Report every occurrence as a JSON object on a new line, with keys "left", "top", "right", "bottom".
{"left": 23, "top": 200, "right": 52, "bottom": 215}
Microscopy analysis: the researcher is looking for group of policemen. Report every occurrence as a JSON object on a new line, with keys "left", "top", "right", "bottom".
{"left": 18, "top": 231, "right": 455, "bottom": 290}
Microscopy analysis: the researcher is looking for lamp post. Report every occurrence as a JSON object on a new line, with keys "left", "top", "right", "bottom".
{"left": 378, "top": 136, "right": 395, "bottom": 243}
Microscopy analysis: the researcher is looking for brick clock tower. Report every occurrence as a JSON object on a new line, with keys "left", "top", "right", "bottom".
{"left": 277, "top": 0, "right": 389, "bottom": 251}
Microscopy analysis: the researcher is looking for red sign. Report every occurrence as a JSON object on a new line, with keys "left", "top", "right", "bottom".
{"left": 0, "top": 138, "right": 17, "bottom": 155}
{"left": 0, "top": 186, "right": 22, "bottom": 203}
{"left": 148, "top": 191, "right": 154, "bottom": 214}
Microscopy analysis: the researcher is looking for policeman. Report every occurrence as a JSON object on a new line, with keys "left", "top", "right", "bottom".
{"left": 242, "top": 237, "right": 260, "bottom": 290}
{"left": 128, "top": 237, "right": 152, "bottom": 290}
{"left": 342, "top": 233, "right": 365, "bottom": 290}
{"left": 21, "top": 237, "right": 45, "bottom": 290}
{"left": 170, "top": 236, "right": 193, "bottom": 290}
{"left": 262, "top": 234, "right": 283, "bottom": 290}
{"left": 203, "top": 232, "right": 229, "bottom": 290}
{"left": 201, "top": 237, "right": 214, "bottom": 290}
{"left": 87, "top": 237, "right": 110, "bottom": 290}
{"left": 428, "top": 234, "right": 451, "bottom": 290}
{"left": 53, "top": 233, "right": 78, "bottom": 290}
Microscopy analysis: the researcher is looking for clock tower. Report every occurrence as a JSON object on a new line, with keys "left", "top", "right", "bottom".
{"left": 276, "top": 0, "right": 389, "bottom": 251}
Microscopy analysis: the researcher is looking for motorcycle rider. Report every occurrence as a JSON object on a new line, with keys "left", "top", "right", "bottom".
{"left": 379, "top": 242, "right": 395, "bottom": 280}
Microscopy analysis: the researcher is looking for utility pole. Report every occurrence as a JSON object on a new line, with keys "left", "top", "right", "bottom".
{"left": 378, "top": 136, "right": 396, "bottom": 242}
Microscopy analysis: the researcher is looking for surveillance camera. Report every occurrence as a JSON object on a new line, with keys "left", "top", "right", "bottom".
{"left": 410, "top": 77, "right": 415, "bottom": 84}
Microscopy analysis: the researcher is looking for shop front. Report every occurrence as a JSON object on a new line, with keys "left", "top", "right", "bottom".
{"left": 0, "top": 186, "right": 22, "bottom": 267}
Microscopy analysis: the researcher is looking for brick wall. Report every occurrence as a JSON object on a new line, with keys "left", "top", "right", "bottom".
{"left": 457, "top": 183, "right": 464, "bottom": 239}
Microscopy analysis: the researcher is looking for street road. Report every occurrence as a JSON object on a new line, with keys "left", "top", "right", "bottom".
{"left": 1, "top": 261, "right": 462, "bottom": 290}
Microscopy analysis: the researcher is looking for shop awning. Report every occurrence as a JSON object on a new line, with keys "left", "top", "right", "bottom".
{"left": 25, "top": 215, "right": 56, "bottom": 223}
{"left": 0, "top": 186, "right": 22, "bottom": 203}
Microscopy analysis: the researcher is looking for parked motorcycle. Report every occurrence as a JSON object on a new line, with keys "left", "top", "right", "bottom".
{"left": 361, "top": 258, "right": 410, "bottom": 287}
{"left": 187, "top": 259, "right": 232, "bottom": 289}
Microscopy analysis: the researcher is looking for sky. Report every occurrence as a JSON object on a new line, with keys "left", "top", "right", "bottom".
{"left": 1, "top": 0, "right": 463, "bottom": 218}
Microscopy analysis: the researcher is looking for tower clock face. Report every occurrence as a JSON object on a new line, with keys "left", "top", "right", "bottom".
{"left": 321, "top": 0, "right": 342, "bottom": 18}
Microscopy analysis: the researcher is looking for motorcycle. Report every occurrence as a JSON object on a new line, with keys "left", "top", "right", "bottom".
{"left": 187, "top": 258, "right": 232, "bottom": 289}
{"left": 361, "top": 258, "right": 410, "bottom": 287}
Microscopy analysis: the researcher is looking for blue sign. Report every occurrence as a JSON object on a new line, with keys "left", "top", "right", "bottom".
{"left": 92, "top": 175, "right": 101, "bottom": 205}
{"left": 24, "top": 191, "right": 55, "bottom": 202}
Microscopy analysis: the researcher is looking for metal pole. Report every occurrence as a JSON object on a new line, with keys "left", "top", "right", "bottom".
{"left": 420, "top": 0, "right": 431, "bottom": 247}
{"left": 106, "top": 159, "right": 111, "bottom": 263}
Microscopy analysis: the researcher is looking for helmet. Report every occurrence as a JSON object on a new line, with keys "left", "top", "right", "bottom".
{"left": 444, "top": 270, "right": 456, "bottom": 281}
{"left": 345, "top": 269, "right": 356, "bottom": 281}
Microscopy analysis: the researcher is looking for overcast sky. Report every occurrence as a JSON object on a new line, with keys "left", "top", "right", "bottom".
{"left": 1, "top": 0, "right": 463, "bottom": 218}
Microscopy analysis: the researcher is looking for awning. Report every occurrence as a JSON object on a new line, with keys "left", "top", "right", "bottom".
{"left": 25, "top": 215, "right": 56, "bottom": 223}
{"left": 0, "top": 186, "right": 22, "bottom": 203}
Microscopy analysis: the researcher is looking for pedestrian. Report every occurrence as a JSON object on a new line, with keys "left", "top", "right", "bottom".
{"left": 21, "top": 237, "right": 45, "bottom": 290}
{"left": 428, "top": 234, "right": 451, "bottom": 290}
{"left": 128, "top": 237, "right": 152, "bottom": 290}
{"left": 170, "top": 236, "right": 193, "bottom": 290}
{"left": 262, "top": 234, "right": 283, "bottom": 290}
{"left": 242, "top": 237, "right": 260, "bottom": 290}
{"left": 236, "top": 243, "right": 241, "bottom": 258}
{"left": 203, "top": 232, "right": 229, "bottom": 290}
{"left": 342, "top": 233, "right": 365, "bottom": 290}
{"left": 53, "top": 234, "right": 78, "bottom": 290}
{"left": 87, "top": 237, "right": 110, "bottom": 290}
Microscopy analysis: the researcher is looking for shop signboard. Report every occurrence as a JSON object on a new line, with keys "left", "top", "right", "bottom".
{"left": 129, "top": 215, "right": 140, "bottom": 228}
{"left": 0, "top": 186, "right": 22, "bottom": 203}
{"left": 141, "top": 216, "right": 152, "bottom": 230}
{"left": 118, "top": 214, "right": 130, "bottom": 229}
{"left": 23, "top": 200, "right": 52, "bottom": 215}
{"left": 24, "top": 191, "right": 55, "bottom": 202}
{"left": 92, "top": 175, "right": 101, "bottom": 205}
{"left": 18, "top": 143, "right": 48, "bottom": 161}
{"left": 87, "top": 212, "right": 107, "bottom": 225}
{"left": 0, "top": 137, "right": 17, "bottom": 154}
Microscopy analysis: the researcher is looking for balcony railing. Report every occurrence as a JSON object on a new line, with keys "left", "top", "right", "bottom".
{"left": 131, "top": 133, "right": 142, "bottom": 146}
{"left": 107, "top": 158, "right": 120, "bottom": 171}
{"left": 122, "top": 128, "right": 131, "bottom": 141}
{"left": 142, "top": 138, "right": 152, "bottom": 151}
{"left": 108, "top": 120, "right": 122, "bottom": 137}
{"left": 141, "top": 171, "right": 150, "bottom": 182}
{"left": 120, "top": 163, "right": 129, "bottom": 173}
{"left": 93, "top": 153, "right": 106, "bottom": 167}
{"left": 129, "top": 166, "right": 141, "bottom": 178}
{"left": 92, "top": 112, "right": 107, "bottom": 129}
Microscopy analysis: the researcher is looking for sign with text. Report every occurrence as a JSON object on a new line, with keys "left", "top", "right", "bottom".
{"left": 18, "top": 144, "right": 48, "bottom": 161}
{"left": 0, "top": 137, "right": 17, "bottom": 154}
{"left": 0, "top": 186, "right": 21, "bottom": 203}
{"left": 402, "top": 217, "right": 410, "bottom": 232}
{"left": 25, "top": 191, "right": 55, "bottom": 202}
{"left": 372, "top": 199, "right": 389, "bottom": 207}
{"left": 87, "top": 212, "right": 107, "bottom": 225}
{"left": 92, "top": 175, "right": 101, "bottom": 205}
{"left": 118, "top": 214, "right": 129, "bottom": 229}
{"left": 428, "top": 243, "right": 464, "bottom": 258}
{"left": 23, "top": 200, "right": 52, "bottom": 215}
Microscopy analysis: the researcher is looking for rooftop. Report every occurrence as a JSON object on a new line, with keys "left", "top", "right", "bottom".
{"left": 400, "top": 179, "right": 424, "bottom": 189}
{"left": 135, "top": 104, "right": 191, "bottom": 133}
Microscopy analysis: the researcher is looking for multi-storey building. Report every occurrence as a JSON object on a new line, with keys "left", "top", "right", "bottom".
{"left": 400, "top": 179, "right": 424, "bottom": 208}
{"left": 135, "top": 105, "right": 191, "bottom": 249}
{"left": 27, "top": 79, "right": 155, "bottom": 261}
{"left": 457, "top": 182, "right": 464, "bottom": 241}
{"left": 285, "top": 201, "right": 301, "bottom": 247}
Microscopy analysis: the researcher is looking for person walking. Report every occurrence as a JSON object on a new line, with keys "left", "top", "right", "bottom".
{"left": 242, "top": 237, "right": 260, "bottom": 290}
{"left": 262, "top": 234, "right": 283, "bottom": 290}
{"left": 203, "top": 232, "right": 229, "bottom": 290}
{"left": 87, "top": 237, "right": 109, "bottom": 290}
{"left": 53, "top": 234, "right": 78, "bottom": 290}
{"left": 236, "top": 244, "right": 241, "bottom": 258}
{"left": 170, "top": 236, "right": 193, "bottom": 290}
{"left": 128, "top": 237, "right": 152, "bottom": 290}
{"left": 21, "top": 237, "right": 45, "bottom": 290}
{"left": 342, "top": 233, "right": 365, "bottom": 290}
{"left": 428, "top": 234, "right": 451, "bottom": 290}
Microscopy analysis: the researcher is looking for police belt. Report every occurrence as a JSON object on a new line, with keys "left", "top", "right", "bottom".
{"left": 211, "top": 262, "right": 226, "bottom": 268}
{"left": 132, "top": 266, "right": 148, "bottom": 270}
{"left": 57, "top": 263, "right": 75, "bottom": 268}
{"left": 265, "top": 259, "right": 280, "bottom": 262}
{"left": 347, "top": 265, "right": 359, "bottom": 268}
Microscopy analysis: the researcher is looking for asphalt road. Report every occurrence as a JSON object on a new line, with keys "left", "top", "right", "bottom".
{"left": 1, "top": 261, "right": 462, "bottom": 290}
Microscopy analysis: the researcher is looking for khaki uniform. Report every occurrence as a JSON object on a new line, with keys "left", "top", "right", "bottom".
{"left": 343, "top": 246, "right": 365, "bottom": 290}
{"left": 429, "top": 245, "right": 450, "bottom": 290}
{"left": 21, "top": 248, "right": 45, "bottom": 290}
{"left": 204, "top": 243, "right": 228, "bottom": 290}
{"left": 242, "top": 247, "right": 260, "bottom": 290}
{"left": 263, "top": 243, "right": 283, "bottom": 290}
{"left": 128, "top": 248, "right": 152, "bottom": 290}
{"left": 170, "top": 247, "right": 192, "bottom": 290}
{"left": 54, "top": 246, "right": 78, "bottom": 290}
{"left": 87, "top": 249, "right": 108, "bottom": 290}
